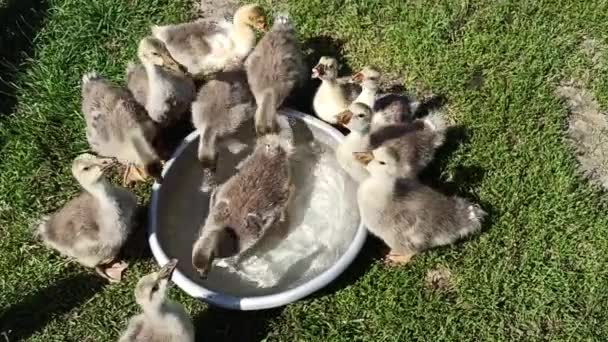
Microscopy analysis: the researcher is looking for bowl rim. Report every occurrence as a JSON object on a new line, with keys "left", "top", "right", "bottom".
{"left": 148, "top": 108, "right": 368, "bottom": 310}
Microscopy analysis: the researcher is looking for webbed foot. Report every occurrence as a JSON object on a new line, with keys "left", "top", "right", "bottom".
{"left": 95, "top": 260, "right": 129, "bottom": 283}
{"left": 384, "top": 251, "right": 416, "bottom": 266}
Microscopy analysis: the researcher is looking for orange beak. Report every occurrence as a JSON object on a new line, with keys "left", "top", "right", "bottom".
{"left": 256, "top": 19, "right": 268, "bottom": 32}
{"left": 353, "top": 151, "right": 373, "bottom": 165}
{"left": 351, "top": 72, "right": 364, "bottom": 84}
{"left": 312, "top": 64, "right": 325, "bottom": 79}
{"left": 336, "top": 110, "right": 353, "bottom": 126}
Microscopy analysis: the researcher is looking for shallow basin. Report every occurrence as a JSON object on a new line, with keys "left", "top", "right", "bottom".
{"left": 148, "top": 108, "right": 367, "bottom": 310}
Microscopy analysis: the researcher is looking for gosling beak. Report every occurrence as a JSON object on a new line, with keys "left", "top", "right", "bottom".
{"left": 158, "top": 258, "right": 178, "bottom": 280}
{"left": 353, "top": 151, "right": 374, "bottom": 165}
{"left": 351, "top": 72, "right": 364, "bottom": 84}
{"left": 336, "top": 110, "right": 353, "bottom": 126}
{"left": 256, "top": 20, "right": 268, "bottom": 32}
{"left": 312, "top": 64, "right": 324, "bottom": 79}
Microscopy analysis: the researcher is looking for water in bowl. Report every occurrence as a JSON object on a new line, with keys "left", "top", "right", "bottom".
{"left": 155, "top": 115, "right": 360, "bottom": 297}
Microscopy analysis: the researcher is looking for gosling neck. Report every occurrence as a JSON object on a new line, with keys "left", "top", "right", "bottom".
{"left": 350, "top": 125, "right": 370, "bottom": 136}
{"left": 141, "top": 298, "right": 168, "bottom": 317}
{"left": 81, "top": 177, "right": 112, "bottom": 200}
{"left": 231, "top": 17, "right": 255, "bottom": 52}
{"left": 367, "top": 171, "right": 397, "bottom": 189}
{"left": 143, "top": 62, "right": 167, "bottom": 81}
{"left": 356, "top": 86, "right": 377, "bottom": 107}
{"left": 360, "top": 86, "right": 377, "bottom": 98}
{"left": 321, "top": 78, "right": 339, "bottom": 87}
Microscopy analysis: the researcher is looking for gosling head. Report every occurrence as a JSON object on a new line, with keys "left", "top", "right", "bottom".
{"left": 235, "top": 4, "right": 267, "bottom": 31}
{"left": 257, "top": 133, "right": 292, "bottom": 158}
{"left": 336, "top": 102, "right": 372, "bottom": 133}
{"left": 354, "top": 146, "right": 406, "bottom": 179}
{"left": 192, "top": 236, "right": 216, "bottom": 279}
{"left": 137, "top": 36, "right": 187, "bottom": 74}
{"left": 71, "top": 153, "right": 116, "bottom": 186}
{"left": 134, "top": 259, "right": 178, "bottom": 310}
{"left": 312, "top": 56, "right": 339, "bottom": 81}
{"left": 352, "top": 66, "right": 381, "bottom": 91}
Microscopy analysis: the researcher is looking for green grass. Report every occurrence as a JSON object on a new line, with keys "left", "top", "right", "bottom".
{"left": 2, "top": 0, "right": 608, "bottom": 340}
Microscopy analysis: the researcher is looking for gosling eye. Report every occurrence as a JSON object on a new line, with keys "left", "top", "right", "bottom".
{"left": 378, "top": 161, "right": 386, "bottom": 165}
{"left": 83, "top": 166, "right": 90, "bottom": 171}
{"left": 358, "top": 114, "right": 365, "bottom": 118}
{"left": 152, "top": 52, "right": 160, "bottom": 57}
{"left": 151, "top": 283, "right": 159, "bottom": 293}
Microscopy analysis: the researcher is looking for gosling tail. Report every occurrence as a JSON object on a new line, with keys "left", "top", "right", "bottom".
{"left": 460, "top": 201, "right": 486, "bottom": 238}
{"left": 82, "top": 71, "right": 101, "bottom": 85}
{"left": 422, "top": 110, "right": 447, "bottom": 148}
{"left": 126, "top": 61, "right": 138, "bottom": 75}
{"left": 32, "top": 215, "right": 51, "bottom": 241}
{"left": 151, "top": 25, "right": 169, "bottom": 42}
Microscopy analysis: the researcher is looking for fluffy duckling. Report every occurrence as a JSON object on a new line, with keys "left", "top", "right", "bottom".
{"left": 368, "top": 111, "right": 446, "bottom": 178}
{"left": 192, "top": 133, "right": 294, "bottom": 277}
{"left": 126, "top": 37, "right": 196, "bottom": 127}
{"left": 351, "top": 66, "right": 381, "bottom": 110}
{"left": 245, "top": 13, "right": 307, "bottom": 135}
{"left": 335, "top": 102, "right": 373, "bottom": 182}
{"left": 354, "top": 148, "right": 486, "bottom": 264}
{"left": 152, "top": 4, "right": 267, "bottom": 77}
{"left": 118, "top": 259, "right": 195, "bottom": 342}
{"left": 191, "top": 68, "right": 256, "bottom": 191}
{"left": 311, "top": 56, "right": 361, "bottom": 124}
{"left": 81, "top": 72, "right": 163, "bottom": 185}
{"left": 35, "top": 154, "right": 137, "bottom": 282}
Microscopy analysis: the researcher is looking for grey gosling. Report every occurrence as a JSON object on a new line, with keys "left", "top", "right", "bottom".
{"left": 354, "top": 146, "right": 486, "bottom": 264}
{"left": 192, "top": 133, "right": 295, "bottom": 278}
{"left": 367, "top": 111, "right": 447, "bottom": 178}
{"left": 245, "top": 13, "right": 307, "bottom": 135}
{"left": 118, "top": 259, "right": 195, "bottom": 342}
{"left": 81, "top": 71, "right": 163, "bottom": 185}
{"left": 35, "top": 153, "right": 138, "bottom": 282}
{"left": 311, "top": 56, "right": 361, "bottom": 124}
{"left": 126, "top": 36, "right": 196, "bottom": 128}
{"left": 191, "top": 68, "right": 256, "bottom": 191}
{"left": 151, "top": 4, "right": 267, "bottom": 78}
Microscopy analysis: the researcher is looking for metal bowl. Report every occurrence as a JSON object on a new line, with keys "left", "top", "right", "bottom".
{"left": 148, "top": 108, "right": 367, "bottom": 310}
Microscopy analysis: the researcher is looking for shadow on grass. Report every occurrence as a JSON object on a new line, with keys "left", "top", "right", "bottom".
{"left": 413, "top": 94, "right": 449, "bottom": 119}
{"left": 421, "top": 125, "right": 487, "bottom": 195}
{"left": 155, "top": 120, "right": 196, "bottom": 161}
{"left": 193, "top": 306, "right": 283, "bottom": 342}
{"left": 119, "top": 203, "right": 154, "bottom": 263}
{"left": 306, "top": 235, "right": 385, "bottom": 300}
{"left": 0, "top": 272, "right": 106, "bottom": 341}
{"left": 420, "top": 124, "right": 497, "bottom": 230}
{"left": 0, "top": 0, "right": 49, "bottom": 119}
